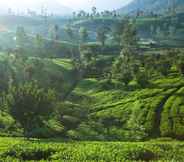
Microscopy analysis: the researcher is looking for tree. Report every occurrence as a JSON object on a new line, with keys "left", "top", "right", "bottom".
{"left": 97, "top": 26, "right": 109, "bottom": 46}
{"left": 72, "top": 11, "right": 76, "bottom": 19}
{"left": 80, "top": 45, "right": 93, "bottom": 66}
{"left": 35, "top": 34, "right": 45, "bottom": 56}
{"left": 15, "top": 26, "right": 27, "bottom": 48}
{"left": 176, "top": 50, "right": 184, "bottom": 76}
{"left": 79, "top": 27, "right": 88, "bottom": 43}
{"left": 121, "top": 21, "right": 138, "bottom": 48}
{"left": 169, "top": 25, "right": 176, "bottom": 38}
{"left": 49, "top": 25, "right": 60, "bottom": 40}
{"left": 169, "top": 0, "right": 176, "bottom": 17}
{"left": 113, "top": 18, "right": 129, "bottom": 45}
{"left": 53, "top": 24, "right": 60, "bottom": 40}
{"left": 158, "top": 59, "right": 172, "bottom": 76}
{"left": 0, "top": 55, "right": 13, "bottom": 91}
{"left": 150, "top": 25, "right": 154, "bottom": 36}
{"left": 112, "top": 20, "right": 139, "bottom": 86}
{"left": 156, "top": 26, "right": 161, "bottom": 38}
{"left": 77, "top": 10, "right": 86, "bottom": 18}
{"left": 64, "top": 25, "right": 74, "bottom": 41}
{"left": 6, "top": 82, "right": 56, "bottom": 137}
{"left": 112, "top": 53, "right": 133, "bottom": 86}
{"left": 135, "top": 71, "right": 150, "bottom": 88}
{"left": 92, "top": 6, "right": 97, "bottom": 16}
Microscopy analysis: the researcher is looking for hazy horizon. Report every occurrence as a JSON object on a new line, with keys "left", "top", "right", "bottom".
{"left": 0, "top": 0, "right": 133, "bottom": 13}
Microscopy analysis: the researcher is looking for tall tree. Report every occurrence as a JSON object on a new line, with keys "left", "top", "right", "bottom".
{"left": 92, "top": 7, "right": 97, "bottom": 16}
{"left": 113, "top": 18, "right": 129, "bottom": 45}
{"left": 112, "top": 19, "right": 140, "bottom": 86}
{"left": 121, "top": 21, "right": 138, "bottom": 48}
{"left": 97, "top": 26, "right": 109, "bottom": 46}
{"left": 49, "top": 25, "right": 60, "bottom": 40}
{"left": 15, "top": 26, "right": 27, "bottom": 48}
{"left": 64, "top": 25, "right": 74, "bottom": 41}
{"left": 35, "top": 34, "right": 45, "bottom": 56}
{"left": 79, "top": 27, "right": 88, "bottom": 43}
{"left": 112, "top": 48, "right": 134, "bottom": 86}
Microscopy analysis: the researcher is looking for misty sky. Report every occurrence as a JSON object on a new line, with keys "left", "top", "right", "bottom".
{"left": 0, "top": 0, "right": 132, "bottom": 11}
{"left": 60, "top": 0, "right": 133, "bottom": 11}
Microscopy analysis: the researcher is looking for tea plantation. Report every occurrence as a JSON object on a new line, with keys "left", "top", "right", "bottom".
{"left": 0, "top": 137, "right": 184, "bottom": 161}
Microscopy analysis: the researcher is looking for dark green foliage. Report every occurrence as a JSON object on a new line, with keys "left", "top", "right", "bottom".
{"left": 5, "top": 82, "right": 56, "bottom": 137}
{"left": 3, "top": 144, "right": 56, "bottom": 160}
{"left": 176, "top": 50, "right": 184, "bottom": 75}
{"left": 79, "top": 27, "right": 89, "bottom": 43}
{"left": 157, "top": 59, "right": 172, "bottom": 76}
{"left": 135, "top": 71, "right": 150, "bottom": 88}
{"left": 121, "top": 21, "right": 138, "bottom": 48}
{"left": 178, "top": 63, "right": 184, "bottom": 75}
{"left": 112, "top": 18, "right": 129, "bottom": 45}
{"left": 56, "top": 102, "right": 88, "bottom": 134}
{"left": 15, "top": 26, "right": 27, "bottom": 48}
{"left": 0, "top": 55, "right": 12, "bottom": 91}
{"left": 96, "top": 26, "right": 109, "bottom": 46}
{"left": 64, "top": 24, "right": 74, "bottom": 41}
{"left": 112, "top": 54, "right": 133, "bottom": 86}
{"left": 120, "top": 70, "right": 134, "bottom": 86}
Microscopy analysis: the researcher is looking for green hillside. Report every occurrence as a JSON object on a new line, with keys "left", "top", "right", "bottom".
{"left": 67, "top": 74, "right": 184, "bottom": 140}
{"left": 0, "top": 4, "right": 184, "bottom": 161}
{"left": 118, "top": 0, "right": 184, "bottom": 14}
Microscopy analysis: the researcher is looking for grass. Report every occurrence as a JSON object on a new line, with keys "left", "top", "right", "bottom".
{"left": 52, "top": 58, "right": 74, "bottom": 71}
{"left": 1, "top": 137, "right": 184, "bottom": 161}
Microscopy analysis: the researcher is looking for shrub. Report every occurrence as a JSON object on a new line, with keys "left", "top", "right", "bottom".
{"left": 3, "top": 144, "right": 56, "bottom": 160}
{"left": 136, "top": 71, "right": 149, "bottom": 88}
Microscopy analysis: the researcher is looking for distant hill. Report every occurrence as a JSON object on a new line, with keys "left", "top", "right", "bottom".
{"left": 31, "top": 0, "right": 73, "bottom": 16}
{"left": 118, "top": 0, "right": 184, "bottom": 14}
{"left": 0, "top": 0, "right": 73, "bottom": 16}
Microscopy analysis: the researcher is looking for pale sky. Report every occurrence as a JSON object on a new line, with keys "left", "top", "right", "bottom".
{"left": 59, "top": 0, "right": 132, "bottom": 11}
{"left": 0, "top": 0, "right": 132, "bottom": 11}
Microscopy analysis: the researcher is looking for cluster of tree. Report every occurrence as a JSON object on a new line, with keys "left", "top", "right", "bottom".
{"left": 73, "top": 7, "right": 120, "bottom": 20}
{"left": 78, "top": 18, "right": 184, "bottom": 89}
{"left": 14, "top": 25, "right": 79, "bottom": 58}
{"left": 135, "top": 10, "right": 160, "bottom": 18}
{"left": 0, "top": 53, "right": 85, "bottom": 138}
{"left": 149, "top": 21, "right": 178, "bottom": 39}
{"left": 111, "top": 20, "right": 184, "bottom": 87}
{"left": 7, "top": 6, "right": 54, "bottom": 18}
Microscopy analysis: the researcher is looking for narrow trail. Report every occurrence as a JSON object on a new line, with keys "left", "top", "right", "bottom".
{"left": 62, "top": 79, "right": 80, "bottom": 100}
{"left": 62, "top": 69, "right": 84, "bottom": 100}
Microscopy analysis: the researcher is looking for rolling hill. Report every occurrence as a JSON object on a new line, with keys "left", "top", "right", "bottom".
{"left": 70, "top": 75, "right": 184, "bottom": 140}
{"left": 118, "top": 0, "right": 184, "bottom": 15}
{"left": 0, "top": 0, "right": 73, "bottom": 16}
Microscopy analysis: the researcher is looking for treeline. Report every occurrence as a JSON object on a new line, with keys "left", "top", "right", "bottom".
{"left": 79, "top": 19, "right": 184, "bottom": 88}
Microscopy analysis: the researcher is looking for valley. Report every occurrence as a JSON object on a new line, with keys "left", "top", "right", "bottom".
{"left": 0, "top": 0, "right": 184, "bottom": 161}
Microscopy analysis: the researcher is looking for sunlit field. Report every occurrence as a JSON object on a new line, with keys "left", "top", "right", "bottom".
{"left": 1, "top": 137, "right": 184, "bottom": 161}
